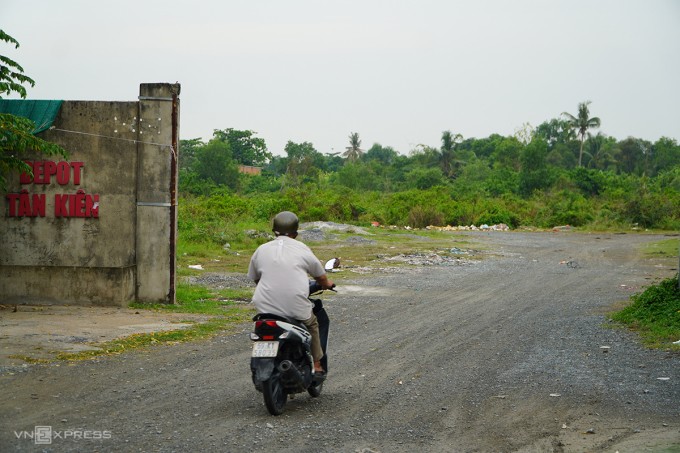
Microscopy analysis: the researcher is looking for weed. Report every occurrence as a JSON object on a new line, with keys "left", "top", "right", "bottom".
{"left": 56, "top": 306, "right": 255, "bottom": 362}
{"left": 7, "top": 355, "right": 51, "bottom": 364}
{"left": 642, "top": 237, "right": 680, "bottom": 258}
{"left": 610, "top": 275, "right": 680, "bottom": 349}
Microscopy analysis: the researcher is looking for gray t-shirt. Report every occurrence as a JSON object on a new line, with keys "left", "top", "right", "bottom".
{"left": 248, "top": 236, "right": 325, "bottom": 320}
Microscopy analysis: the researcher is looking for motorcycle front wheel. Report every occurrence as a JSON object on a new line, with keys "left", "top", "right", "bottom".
{"left": 262, "top": 373, "right": 287, "bottom": 415}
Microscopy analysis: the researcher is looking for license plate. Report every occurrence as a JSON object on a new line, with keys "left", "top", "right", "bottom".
{"left": 252, "top": 341, "right": 279, "bottom": 358}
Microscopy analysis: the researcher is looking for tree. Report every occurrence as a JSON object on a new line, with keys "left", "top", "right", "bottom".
{"left": 332, "top": 162, "right": 381, "bottom": 191}
{"left": 0, "top": 30, "right": 34, "bottom": 98}
{"left": 193, "top": 139, "right": 239, "bottom": 190}
{"left": 513, "top": 122, "right": 534, "bottom": 146}
{"left": 0, "top": 30, "right": 67, "bottom": 191}
{"left": 179, "top": 138, "right": 205, "bottom": 171}
{"left": 343, "top": 132, "right": 363, "bottom": 162}
{"left": 651, "top": 137, "right": 680, "bottom": 176}
{"left": 409, "top": 144, "right": 440, "bottom": 168}
{"left": 405, "top": 167, "right": 446, "bottom": 190}
{"left": 519, "top": 138, "right": 551, "bottom": 196}
{"left": 534, "top": 118, "right": 575, "bottom": 150}
{"left": 284, "top": 141, "right": 323, "bottom": 187}
{"left": 364, "top": 143, "right": 398, "bottom": 166}
{"left": 584, "top": 132, "right": 617, "bottom": 171}
{"left": 617, "top": 137, "right": 651, "bottom": 176}
{"left": 562, "top": 101, "right": 601, "bottom": 167}
{"left": 322, "top": 152, "right": 344, "bottom": 173}
{"left": 491, "top": 136, "right": 523, "bottom": 171}
{"left": 211, "top": 128, "right": 271, "bottom": 166}
{"left": 440, "top": 131, "right": 463, "bottom": 177}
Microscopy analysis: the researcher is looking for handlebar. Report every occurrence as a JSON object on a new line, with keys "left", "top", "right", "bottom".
{"left": 309, "top": 281, "right": 336, "bottom": 296}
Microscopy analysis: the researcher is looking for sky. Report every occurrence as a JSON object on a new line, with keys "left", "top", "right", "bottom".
{"left": 3, "top": 0, "right": 679, "bottom": 156}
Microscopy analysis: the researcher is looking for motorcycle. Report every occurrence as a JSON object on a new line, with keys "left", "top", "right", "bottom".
{"left": 249, "top": 281, "right": 335, "bottom": 415}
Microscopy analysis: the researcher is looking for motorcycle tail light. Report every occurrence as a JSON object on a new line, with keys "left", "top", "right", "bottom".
{"left": 254, "top": 319, "right": 285, "bottom": 339}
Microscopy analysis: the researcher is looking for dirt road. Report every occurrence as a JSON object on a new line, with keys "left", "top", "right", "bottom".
{"left": 1, "top": 231, "right": 678, "bottom": 452}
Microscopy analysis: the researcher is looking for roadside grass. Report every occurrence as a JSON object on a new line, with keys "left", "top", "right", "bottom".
{"left": 609, "top": 274, "right": 680, "bottom": 350}
{"left": 642, "top": 237, "right": 680, "bottom": 258}
{"left": 56, "top": 282, "right": 255, "bottom": 362}
{"left": 140, "top": 284, "right": 254, "bottom": 313}
{"left": 177, "top": 226, "right": 480, "bottom": 280}
{"left": 7, "top": 354, "right": 51, "bottom": 364}
{"left": 177, "top": 240, "right": 252, "bottom": 275}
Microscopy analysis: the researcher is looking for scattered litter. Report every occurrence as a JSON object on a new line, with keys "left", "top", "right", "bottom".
{"left": 245, "top": 229, "right": 274, "bottom": 240}
{"left": 324, "top": 258, "right": 341, "bottom": 272}
{"left": 300, "top": 221, "right": 372, "bottom": 235}
{"left": 584, "top": 428, "right": 596, "bottom": 434}
{"left": 657, "top": 377, "right": 670, "bottom": 381}
{"left": 427, "top": 223, "right": 510, "bottom": 232}
{"left": 381, "top": 252, "right": 473, "bottom": 266}
{"left": 673, "top": 339, "right": 680, "bottom": 345}
{"left": 561, "top": 424, "right": 568, "bottom": 429}
{"left": 550, "top": 393, "right": 561, "bottom": 397}
{"left": 600, "top": 346, "right": 611, "bottom": 353}
{"left": 188, "top": 264, "right": 204, "bottom": 270}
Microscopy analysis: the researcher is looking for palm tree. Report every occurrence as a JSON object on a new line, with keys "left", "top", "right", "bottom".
{"left": 562, "top": 101, "right": 601, "bottom": 167}
{"left": 585, "top": 132, "right": 617, "bottom": 171}
{"left": 440, "top": 130, "right": 463, "bottom": 177}
{"left": 343, "top": 132, "right": 363, "bottom": 162}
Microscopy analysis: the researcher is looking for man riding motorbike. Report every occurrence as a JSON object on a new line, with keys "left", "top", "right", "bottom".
{"left": 247, "top": 211, "right": 334, "bottom": 376}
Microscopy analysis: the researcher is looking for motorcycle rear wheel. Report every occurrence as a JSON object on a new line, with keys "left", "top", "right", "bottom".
{"left": 262, "top": 373, "right": 287, "bottom": 415}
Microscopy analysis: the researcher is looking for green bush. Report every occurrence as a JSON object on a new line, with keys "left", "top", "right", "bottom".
{"left": 477, "top": 208, "right": 518, "bottom": 227}
{"left": 624, "top": 192, "right": 676, "bottom": 229}
{"left": 248, "top": 194, "right": 296, "bottom": 222}
{"left": 611, "top": 275, "right": 680, "bottom": 347}
{"left": 530, "top": 191, "right": 594, "bottom": 227}
{"left": 408, "top": 205, "right": 445, "bottom": 228}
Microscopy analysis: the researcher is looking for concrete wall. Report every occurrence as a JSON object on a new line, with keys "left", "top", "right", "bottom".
{"left": 0, "top": 83, "right": 180, "bottom": 306}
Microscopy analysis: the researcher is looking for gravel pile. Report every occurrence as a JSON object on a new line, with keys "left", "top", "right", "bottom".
{"left": 187, "top": 273, "right": 255, "bottom": 289}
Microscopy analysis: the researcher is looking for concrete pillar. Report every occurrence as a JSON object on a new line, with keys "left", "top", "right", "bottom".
{"left": 135, "top": 83, "right": 180, "bottom": 303}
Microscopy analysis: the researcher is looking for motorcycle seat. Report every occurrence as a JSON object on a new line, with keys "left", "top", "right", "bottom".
{"left": 253, "top": 313, "right": 307, "bottom": 330}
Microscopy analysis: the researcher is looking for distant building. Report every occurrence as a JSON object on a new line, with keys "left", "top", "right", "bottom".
{"left": 238, "top": 165, "right": 262, "bottom": 176}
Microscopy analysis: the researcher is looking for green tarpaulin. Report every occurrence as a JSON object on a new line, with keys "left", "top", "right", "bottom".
{"left": 0, "top": 99, "right": 63, "bottom": 134}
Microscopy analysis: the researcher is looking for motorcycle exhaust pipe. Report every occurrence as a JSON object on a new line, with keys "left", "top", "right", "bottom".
{"left": 278, "top": 360, "right": 307, "bottom": 391}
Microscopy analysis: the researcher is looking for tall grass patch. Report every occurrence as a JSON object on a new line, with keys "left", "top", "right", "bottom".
{"left": 610, "top": 275, "right": 680, "bottom": 348}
